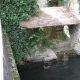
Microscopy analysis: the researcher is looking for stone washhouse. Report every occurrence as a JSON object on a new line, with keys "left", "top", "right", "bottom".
{"left": 19, "top": 6, "right": 80, "bottom": 62}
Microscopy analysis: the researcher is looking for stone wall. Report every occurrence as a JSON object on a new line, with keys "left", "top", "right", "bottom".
{"left": 0, "top": 19, "right": 20, "bottom": 80}
{"left": 3, "top": 36, "right": 12, "bottom": 80}
{"left": 44, "top": 27, "right": 64, "bottom": 39}
{"left": 4, "top": 33, "right": 20, "bottom": 80}
{"left": 69, "top": 24, "right": 80, "bottom": 55}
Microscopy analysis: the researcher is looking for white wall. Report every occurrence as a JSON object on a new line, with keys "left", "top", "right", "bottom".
{"left": 0, "top": 19, "right": 4, "bottom": 80}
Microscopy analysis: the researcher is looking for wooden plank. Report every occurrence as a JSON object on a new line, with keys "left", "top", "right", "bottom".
{"left": 19, "top": 7, "right": 80, "bottom": 28}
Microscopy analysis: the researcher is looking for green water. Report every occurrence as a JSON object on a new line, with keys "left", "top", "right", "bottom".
{"left": 19, "top": 55, "right": 80, "bottom": 80}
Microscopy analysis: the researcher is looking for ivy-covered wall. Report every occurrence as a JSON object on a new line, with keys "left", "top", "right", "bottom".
{"left": 0, "top": 0, "right": 39, "bottom": 62}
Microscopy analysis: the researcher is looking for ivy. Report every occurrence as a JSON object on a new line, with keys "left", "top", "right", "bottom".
{"left": 0, "top": 0, "right": 39, "bottom": 61}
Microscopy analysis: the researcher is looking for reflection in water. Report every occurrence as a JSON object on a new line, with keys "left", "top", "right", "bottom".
{"left": 19, "top": 55, "right": 80, "bottom": 80}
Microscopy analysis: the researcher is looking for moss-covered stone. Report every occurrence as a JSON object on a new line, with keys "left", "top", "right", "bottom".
{"left": 4, "top": 33, "right": 20, "bottom": 80}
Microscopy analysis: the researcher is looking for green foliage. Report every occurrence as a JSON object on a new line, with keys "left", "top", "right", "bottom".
{"left": 61, "top": 33, "right": 67, "bottom": 41}
{"left": 0, "top": 0, "right": 39, "bottom": 61}
{"left": 47, "top": 0, "right": 58, "bottom": 6}
{"left": 58, "top": 0, "right": 68, "bottom": 6}
{"left": 0, "top": 0, "right": 38, "bottom": 31}
{"left": 41, "top": 39, "right": 55, "bottom": 49}
{"left": 72, "top": 42, "right": 76, "bottom": 47}
{"left": 63, "top": 0, "right": 68, "bottom": 6}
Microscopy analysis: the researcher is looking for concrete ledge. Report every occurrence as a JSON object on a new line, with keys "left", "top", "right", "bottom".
{"left": 4, "top": 33, "right": 20, "bottom": 80}
{"left": 0, "top": 19, "right": 20, "bottom": 80}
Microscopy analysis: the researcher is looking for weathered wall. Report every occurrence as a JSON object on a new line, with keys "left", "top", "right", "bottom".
{"left": 0, "top": 19, "right": 20, "bottom": 80}
{"left": 69, "top": 25, "right": 80, "bottom": 55}
{"left": 44, "top": 27, "right": 64, "bottom": 39}
{"left": 3, "top": 36, "right": 12, "bottom": 80}
{"left": 4, "top": 33, "right": 21, "bottom": 80}
{"left": 68, "top": 0, "right": 80, "bottom": 55}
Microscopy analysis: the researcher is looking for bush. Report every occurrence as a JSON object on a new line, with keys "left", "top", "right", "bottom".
{"left": 0, "top": 0, "right": 38, "bottom": 31}
{"left": 0, "top": 0, "right": 39, "bottom": 61}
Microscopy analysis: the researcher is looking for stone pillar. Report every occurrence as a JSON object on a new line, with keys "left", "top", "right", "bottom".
{"left": 69, "top": 25, "right": 80, "bottom": 55}
{"left": 68, "top": 0, "right": 80, "bottom": 55}
{"left": 68, "top": 0, "right": 79, "bottom": 15}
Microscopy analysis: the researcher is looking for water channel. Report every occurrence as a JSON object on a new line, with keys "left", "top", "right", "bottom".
{"left": 18, "top": 55, "right": 80, "bottom": 80}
